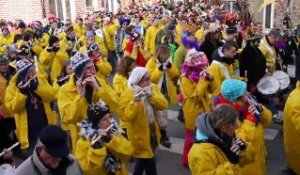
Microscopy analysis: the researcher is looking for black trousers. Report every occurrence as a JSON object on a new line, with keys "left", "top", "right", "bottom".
{"left": 133, "top": 157, "right": 157, "bottom": 175}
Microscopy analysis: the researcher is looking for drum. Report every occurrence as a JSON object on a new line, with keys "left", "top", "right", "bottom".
{"left": 287, "top": 64, "right": 296, "bottom": 78}
{"left": 257, "top": 75, "right": 280, "bottom": 96}
{"left": 0, "top": 164, "right": 14, "bottom": 175}
{"left": 273, "top": 70, "right": 290, "bottom": 90}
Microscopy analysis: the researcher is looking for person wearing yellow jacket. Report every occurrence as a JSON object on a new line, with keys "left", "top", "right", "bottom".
{"left": 78, "top": 31, "right": 108, "bottom": 58}
{"left": 146, "top": 45, "right": 180, "bottom": 148}
{"left": 179, "top": 48, "right": 215, "bottom": 167}
{"left": 119, "top": 67, "right": 168, "bottom": 175}
{"left": 86, "top": 42, "right": 112, "bottom": 82}
{"left": 75, "top": 102, "right": 133, "bottom": 175}
{"left": 144, "top": 18, "right": 160, "bottom": 57}
{"left": 113, "top": 56, "right": 136, "bottom": 97}
{"left": 5, "top": 59, "right": 57, "bottom": 153}
{"left": 258, "top": 29, "right": 281, "bottom": 72}
{"left": 213, "top": 79, "right": 272, "bottom": 175}
{"left": 207, "top": 41, "right": 246, "bottom": 97}
{"left": 73, "top": 18, "right": 87, "bottom": 38}
{"left": 283, "top": 81, "right": 300, "bottom": 174}
{"left": 102, "top": 17, "right": 118, "bottom": 70}
{"left": 189, "top": 105, "right": 255, "bottom": 175}
{"left": 57, "top": 52, "right": 119, "bottom": 152}
{"left": 0, "top": 24, "right": 14, "bottom": 55}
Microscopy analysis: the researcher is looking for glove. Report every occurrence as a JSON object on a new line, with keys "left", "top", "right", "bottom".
{"left": 230, "top": 143, "right": 241, "bottom": 156}
{"left": 166, "top": 62, "right": 172, "bottom": 69}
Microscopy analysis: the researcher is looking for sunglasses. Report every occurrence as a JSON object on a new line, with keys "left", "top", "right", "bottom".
{"left": 89, "top": 43, "right": 99, "bottom": 52}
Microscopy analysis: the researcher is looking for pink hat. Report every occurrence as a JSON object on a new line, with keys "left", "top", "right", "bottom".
{"left": 185, "top": 48, "right": 209, "bottom": 67}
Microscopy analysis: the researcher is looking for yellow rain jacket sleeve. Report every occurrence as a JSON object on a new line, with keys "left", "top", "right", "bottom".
{"left": 50, "top": 49, "right": 69, "bottom": 83}
{"left": 144, "top": 26, "right": 159, "bottom": 56}
{"left": 112, "top": 73, "right": 128, "bottom": 97}
{"left": 75, "top": 134, "right": 133, "bottom": 175}
{"left": 5, "top": 74, "right": 57, "bottom": 149}
{"left": 95, "top": 58, "right": 112, "bottom": 81}
{"left": 236, "top": 105, "right": 272, "bottom": 175}
{"left": 119, "top": 85, "right": 168, "bottom": 158}
{"left": 103, "top": 24, "right": 117, "bottom": 51}
{"left": 95, "top": 35, "right": 108, "bottom": 58}
{"left": 146, "top": 58, "right": 179, "bottom": 104}
{"left": 73, "top": 24, "right": 87, "bottom": 38}
{"left": 284, "top": 81, "right": 300, "bottom": 174}
{"left": 180, "top": 77, "right": 214, "bottom": 129}
{"left": 0, "top": 74, "right": 13, "bottom": 118}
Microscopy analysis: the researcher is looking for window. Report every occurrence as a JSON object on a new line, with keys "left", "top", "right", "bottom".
{"left": 48, "top": 0, "right": 63, "bottom": 19}
{"left": 65, "top": 0, "right": 71, "bottom": 19}
{"left": 263, "top": 3, "right": 274, "bottom": 30}
{"left": 86, "top": 0, "right": 93, "bottom": 11}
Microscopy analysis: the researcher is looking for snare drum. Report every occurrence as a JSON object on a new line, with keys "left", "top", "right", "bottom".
{"left": 257, "top": 75, "right": 280, "bottom": 96}
{"left": 273, "top": 70, "right": 290, "bottom": 90}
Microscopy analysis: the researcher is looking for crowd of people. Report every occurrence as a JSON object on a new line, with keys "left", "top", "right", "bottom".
{"left": 0, "top": 1, "right": 300, "bottom": 175}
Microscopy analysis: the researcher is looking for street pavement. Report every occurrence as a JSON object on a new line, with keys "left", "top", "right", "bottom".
{"left": 127, "top": 106, "right": 286, "bottom": 175}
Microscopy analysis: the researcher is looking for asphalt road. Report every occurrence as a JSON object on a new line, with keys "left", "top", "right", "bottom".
{"left": 127, "top": 107, "right": 286, "bottom": 175}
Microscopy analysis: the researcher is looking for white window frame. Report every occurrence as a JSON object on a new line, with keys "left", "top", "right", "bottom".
{"left": 263, "top": 3, "right": 275, "bottom": 33}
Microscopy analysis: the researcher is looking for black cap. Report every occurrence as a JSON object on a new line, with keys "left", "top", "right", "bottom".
{"left": 226, "top": 27, "right": 237, "bottom": 34}
{"left": 48, "top": 36, "right": 59, "bottom": 47}
{"left": 18, "top": 21, "right": 26, "bottom": 29}
{"left": 39, "top": 125, "right": 69, "bottom": 158}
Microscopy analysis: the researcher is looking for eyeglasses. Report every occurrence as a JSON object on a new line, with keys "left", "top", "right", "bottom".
{"left": 89, "top": 43, "right": 99, "bottom": 52}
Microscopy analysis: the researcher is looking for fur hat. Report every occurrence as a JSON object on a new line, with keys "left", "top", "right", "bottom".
{"left": 87, "top": 101, "right": 110, "bottom": 129}
{"left": 185, "top": 48, "right": 209, "bottom": 66}
{"left": 128, "top": 67, "right": 147, "bottom": 86}
{"left": 0, "top": 55, "right": 9, "bottom": 65}
{"left": 70, "top": 52, "right": 92, "bottom": 79}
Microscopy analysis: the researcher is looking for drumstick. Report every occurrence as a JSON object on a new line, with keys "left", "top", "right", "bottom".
{"left": 0, "top": 142, "right": 19, "bottom": 157}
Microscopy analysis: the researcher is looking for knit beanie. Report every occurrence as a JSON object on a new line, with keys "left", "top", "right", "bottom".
{"left": 87, "top": 101, "right": 110, "bottom": 129}
{"left": 128, "top": 67, "right": 147, "bottom": 86}
{"left": 221, "top": 79, "right": 247, "bottom": 102}
{"left": 0, "top": 55, "right": 9, "bottom": 65}
{"left": 119, "top": 18, "right": 131, "bottom": 26}
{"left": 70, "top": 52, "right": 92, "bottom": 79}
{"left": 16, "top": 59, "right": 33, "bottom": 80}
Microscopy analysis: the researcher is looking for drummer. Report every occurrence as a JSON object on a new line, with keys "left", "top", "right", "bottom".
{"left": 258, "top": 29, "right": 283, "bottom": 122}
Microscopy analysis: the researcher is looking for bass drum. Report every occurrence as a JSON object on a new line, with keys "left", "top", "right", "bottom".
{"left": 257, "top": 75, "right": 280, "bottom": 96}
{"left": 273, "top": 70, "right": 290, "bottom": 90}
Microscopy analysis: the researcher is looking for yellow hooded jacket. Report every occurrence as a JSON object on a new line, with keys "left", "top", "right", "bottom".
{"left": 146, "top": 58, "right": 180, "bottom": 104}
{"left": 180, "top": 77, "right": 216, "bottom": 129}
{"left": 75, "top": 134, "right": 133, "bottom": 175}
{"left": 283, "top": 81, "right": 300, "bottom": 174}
{"left": 5, "top": 74, "right": 57, "bottom": 149}
{"left": 57, "top": 75, "right": 119, "bottom": 151}
{"left": 118, "top": 85, "right": 168, "bottom": 158}
{"left": 258, "top": 36, "right": 277, "bottom": 69}
{"left": 145, "top": 25, "right": 160, "bottom": 56}
{"left": 188, "top": 141, "right": 256, "bottom": 175}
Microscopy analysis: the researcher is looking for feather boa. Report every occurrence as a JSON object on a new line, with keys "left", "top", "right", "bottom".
{"left": 181, "top": 63, "right": 204, "bottom": 82}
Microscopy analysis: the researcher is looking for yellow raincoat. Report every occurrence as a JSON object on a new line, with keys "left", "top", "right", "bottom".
{"left": 0, "top": 69, "right": 14, "bottom": 118}
{"left": 75, "top": 134, "right": 133, "bottom": 175}
{"left": 57, "top": 75, "right": 119, "bottom": 151}
{"left": 258, "top": 36, "right": 277, "bottom": 69}
{"left": 236, "top": 106, "right": 272, "bottom": 175}
{"left": 112, "top": 73, "right": 127, "bottom": 97}
{"left": 119, "top": 85, "right": 168, "bottom": 158}
{"left": 283, "top": 81, "right": 300, "bottom": 174}
{"left": 32, "top": 33, "right": 50, "bottom": 57}
{"left": 180, "top": 77, "right": 215, "bottom": 129}
{"left": 145, "top": 25, "right": 160, "bottom": 56}
{"left": 73, "top": 23, "right": 87, "bottom": 38}
{"left": 207, "top": 62, "right": 243, "bottom": 97}
{"left": 102, "top": 24, "right": 118, "bottom": 51}
{"left": 146, "top": 58, "right": 180, "bottom": 104}
{"left": 5, "top": 74, "right": 57, "bottom": 149}
{"left": 94, "top": 58, "right": 112, "bottom": 82}
{"left": 188, "top": 142, "right": 255, "bottom": 175}
{"left": 0, "top": 34, "right": 14, "bottom": 54}
{"left": 77, "top": 36, "right": 108, "bottom": 58}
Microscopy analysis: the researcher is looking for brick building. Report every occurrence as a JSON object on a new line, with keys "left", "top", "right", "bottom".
{"left": 0, "top": 0, "right": 120, "bottom": 23}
